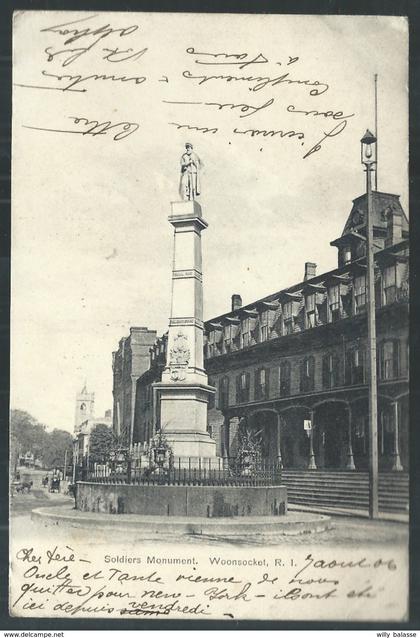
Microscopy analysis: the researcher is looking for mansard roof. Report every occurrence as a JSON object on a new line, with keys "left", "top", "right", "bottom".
{"left": 203, "top": 239, "right": 408, "bottom": 330}
{"left": 341, "top": 191, "right": 409, "bottom": 237}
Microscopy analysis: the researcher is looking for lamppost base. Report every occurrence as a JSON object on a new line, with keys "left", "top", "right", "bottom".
{"left": 391, "top": 454, "right": 403, "bottom": 472}
{"left": 346, "top": 453, "right": 356, "bottom": 471}
{"left": 308, "top": 456, "right": 317, "bottom": 470}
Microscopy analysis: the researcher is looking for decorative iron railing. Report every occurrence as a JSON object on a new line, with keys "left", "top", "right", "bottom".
{"left": 82, "top": 456, "right": 282, "bottom": 487}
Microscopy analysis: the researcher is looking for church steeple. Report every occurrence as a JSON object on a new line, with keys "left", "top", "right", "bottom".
{"left": 74, "top": 383, "right": 95, "bottom": 434}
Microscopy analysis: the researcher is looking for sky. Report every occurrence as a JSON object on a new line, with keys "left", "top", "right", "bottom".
{"left": 11, "top": 12, "right": 408, "bottom": 432}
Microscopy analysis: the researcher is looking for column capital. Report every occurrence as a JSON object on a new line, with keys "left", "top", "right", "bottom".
{"left": 169, "top": 200, "right": 208, "bottom": 230}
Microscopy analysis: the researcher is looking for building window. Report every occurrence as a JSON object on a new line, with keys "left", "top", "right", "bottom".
{"left": 223, "top": 324, "right": 232, "bottom": 353}
{"left": 300, "top": 356, "right": 315, "bottom": 392}
{"left": 207, "top": 331, "right": 215, "bottom": 357}
{"left": 207, "top": 376, "right": 215, "bottom": 409}
{"left": 383, "top": 265, "right": 397, "bottom": 305}
{"left": 236, "top": 371, "right": 250, "bottom": 403}
{"left": 259, "top": 310, "right": 269, "bottom": 342}
{"left": 279, "top": 361, "right": 291, "bottom": 396}
{"left": 354, "top": 275, "right": 367, "bottom": 314}
{"left": 241, "top": 318, "right": 251, "bottom": 348}
{"left": 343, "top": 246, "right": 352, "bottom": 264}
{"left": 354, "top": 416, "right": 367, "bottom": 454}
{"left": 378, "top": 340, "right": 399, "bottom": 380}
{"left": 305, "top": 294, "right": 316, "bottom": 328}
{"left": 346, "top": 347, "right": 366, "bottom": 385}
{"left": 322, "top": 353, "right": 339, "bottom": 389}
{"left": 379, "top": 410, "right": 394, "bottom": 455}
{"left": 255, "top": 367, "right": 270, "bottom": 400}
{"left": 218, "top": 376, "right": 229, "bottom": 409}
{"left": 328, "top": 285, "right": 341, "bottom": 322}
{"left": 283, "top": 301, "right": 294, "bottom": 335}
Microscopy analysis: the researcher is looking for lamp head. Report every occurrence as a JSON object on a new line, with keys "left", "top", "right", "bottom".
{"left": 361, "top": 129, "right": 377, "bottom": 165}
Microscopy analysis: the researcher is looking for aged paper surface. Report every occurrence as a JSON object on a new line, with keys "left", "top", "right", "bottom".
{"left": 11, "top": 11, "right": 409, "bottom": 622}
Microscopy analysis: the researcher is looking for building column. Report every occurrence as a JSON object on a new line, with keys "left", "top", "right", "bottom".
{"left": 222, "top": 416, "right": 230, "bottom": 460}
{"left": 308, "top": 409, "right": 317, "bottom": 470}
{"left": 276, "top": 413, "right": 283, "bottom": 469}
{"left": 345, "top": 404, "right": 356, "bottom": 470}
{"left": 391, "top": 401, "right": 403, "bottom": 472}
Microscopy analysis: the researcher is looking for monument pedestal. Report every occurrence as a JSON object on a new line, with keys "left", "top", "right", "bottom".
{"left": 153, "top": 199, "right": 216, "bottom": 460}
{"left": 156, "top": 382, "right": 216, "bottom": 459}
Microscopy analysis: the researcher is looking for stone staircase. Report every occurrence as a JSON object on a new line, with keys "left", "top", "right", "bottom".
{"left": 281, "top": 470, "right": 409, "bottom": 514}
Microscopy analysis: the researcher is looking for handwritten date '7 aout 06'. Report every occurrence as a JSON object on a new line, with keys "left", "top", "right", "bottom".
{"left": 22, "top": 116, "right": 139, "bottom": 141}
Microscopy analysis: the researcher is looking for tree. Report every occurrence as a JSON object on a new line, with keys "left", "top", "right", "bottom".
{"left": 10, "top": 410, "right": 73, "bottom": 470}
{"left": 88, "top": 423, "right": 115, "bottom": 464}
{"left": 43, "top": 429, "right": 74, "bottom": 469}
{"left": 10, "top": 409, "right": 48, "bottom": 463}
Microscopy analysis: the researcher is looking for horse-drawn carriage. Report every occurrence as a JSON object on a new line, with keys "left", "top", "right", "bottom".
{"left": 49, "top": 476, "right": 61, "bottom": 493}
{"left": 13, "top": 479, "right": 33, "bottom": 494}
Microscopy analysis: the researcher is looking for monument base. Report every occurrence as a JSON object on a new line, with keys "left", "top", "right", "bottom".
{"left": 154, "top": 381, "right": 216, "bottom": 458}
{"left": 76, "top": 482, "right": 287, "bottom": 517}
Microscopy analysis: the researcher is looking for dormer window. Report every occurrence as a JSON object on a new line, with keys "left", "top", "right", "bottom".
{"left": 223, "top": 324, "right": 232, "bottom": 353}
{"left": 344, "top": 246, "right": 352, "bottom": 264}
{"left": 329, "top": 285, "right": 341, "bottom": 322}
{"left": 283, "top": 301, "right": 294, "bottom": 335}
{"left": 241, "top": 317, "right": 251, "bottom": 348}
{"left": 259, "top": 310, "right": 269, "bottom": 341}
{"left": 305, "top": 294, "right": 316, "bottom": 328}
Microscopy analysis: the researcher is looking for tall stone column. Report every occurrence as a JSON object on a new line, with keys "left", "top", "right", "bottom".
{"left": 153, "top": 200, "right": 216, "bottom": 459}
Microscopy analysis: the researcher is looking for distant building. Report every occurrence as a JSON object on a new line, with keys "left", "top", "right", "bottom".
{"left": 111, "top": 327, "right": 157, "bottom": 447}
{"left": 74, "top": 384, "right": 112, "bottom": 458}
{"left": 129, "top": 190, "right": 409, "bottom": 473}
{"left": 18, "top": 451, "right": 41, "bottom": 469}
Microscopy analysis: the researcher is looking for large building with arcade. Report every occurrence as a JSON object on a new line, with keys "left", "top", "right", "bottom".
{"left": 115, "top": 189, "right": 409, "bottom": 483}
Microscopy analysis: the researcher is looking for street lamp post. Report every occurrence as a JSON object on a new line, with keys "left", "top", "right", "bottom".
{"left": 72, "top": 438, "right": 77, "bottom": 483}
{"left": 361, "top": 130, "right": 378, "bottom": 519}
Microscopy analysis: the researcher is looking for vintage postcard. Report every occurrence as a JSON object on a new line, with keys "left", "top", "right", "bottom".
{"left": 10, "top": 11, "right": 409, "bottom": 622}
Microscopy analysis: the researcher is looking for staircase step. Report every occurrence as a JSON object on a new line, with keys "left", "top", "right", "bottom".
{"left": 279, "top": 470, "right": 408, "bottom": 514}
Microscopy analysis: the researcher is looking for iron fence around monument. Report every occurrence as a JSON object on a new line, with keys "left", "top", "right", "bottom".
{"left": 85, "top": 456, "right": 282, "bottom": 487}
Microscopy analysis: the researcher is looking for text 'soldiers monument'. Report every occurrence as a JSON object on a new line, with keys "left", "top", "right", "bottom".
{"left": 154, "top": 144, "right": 216, "bottom": 459}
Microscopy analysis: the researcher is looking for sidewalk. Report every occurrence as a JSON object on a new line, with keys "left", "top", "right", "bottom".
{"left": 31, "top": 503, "right": 332, "bottom": 536}
{"left": 288, "top": 502, "right": 409, "bottom": 524}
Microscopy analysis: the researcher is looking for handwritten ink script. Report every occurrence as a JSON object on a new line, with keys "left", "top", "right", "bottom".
{"left": 10, "top": 543, "right": 407, "bottom": 620}
{"left": 14, "top": 12, "right": 355, "bottom": 156}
